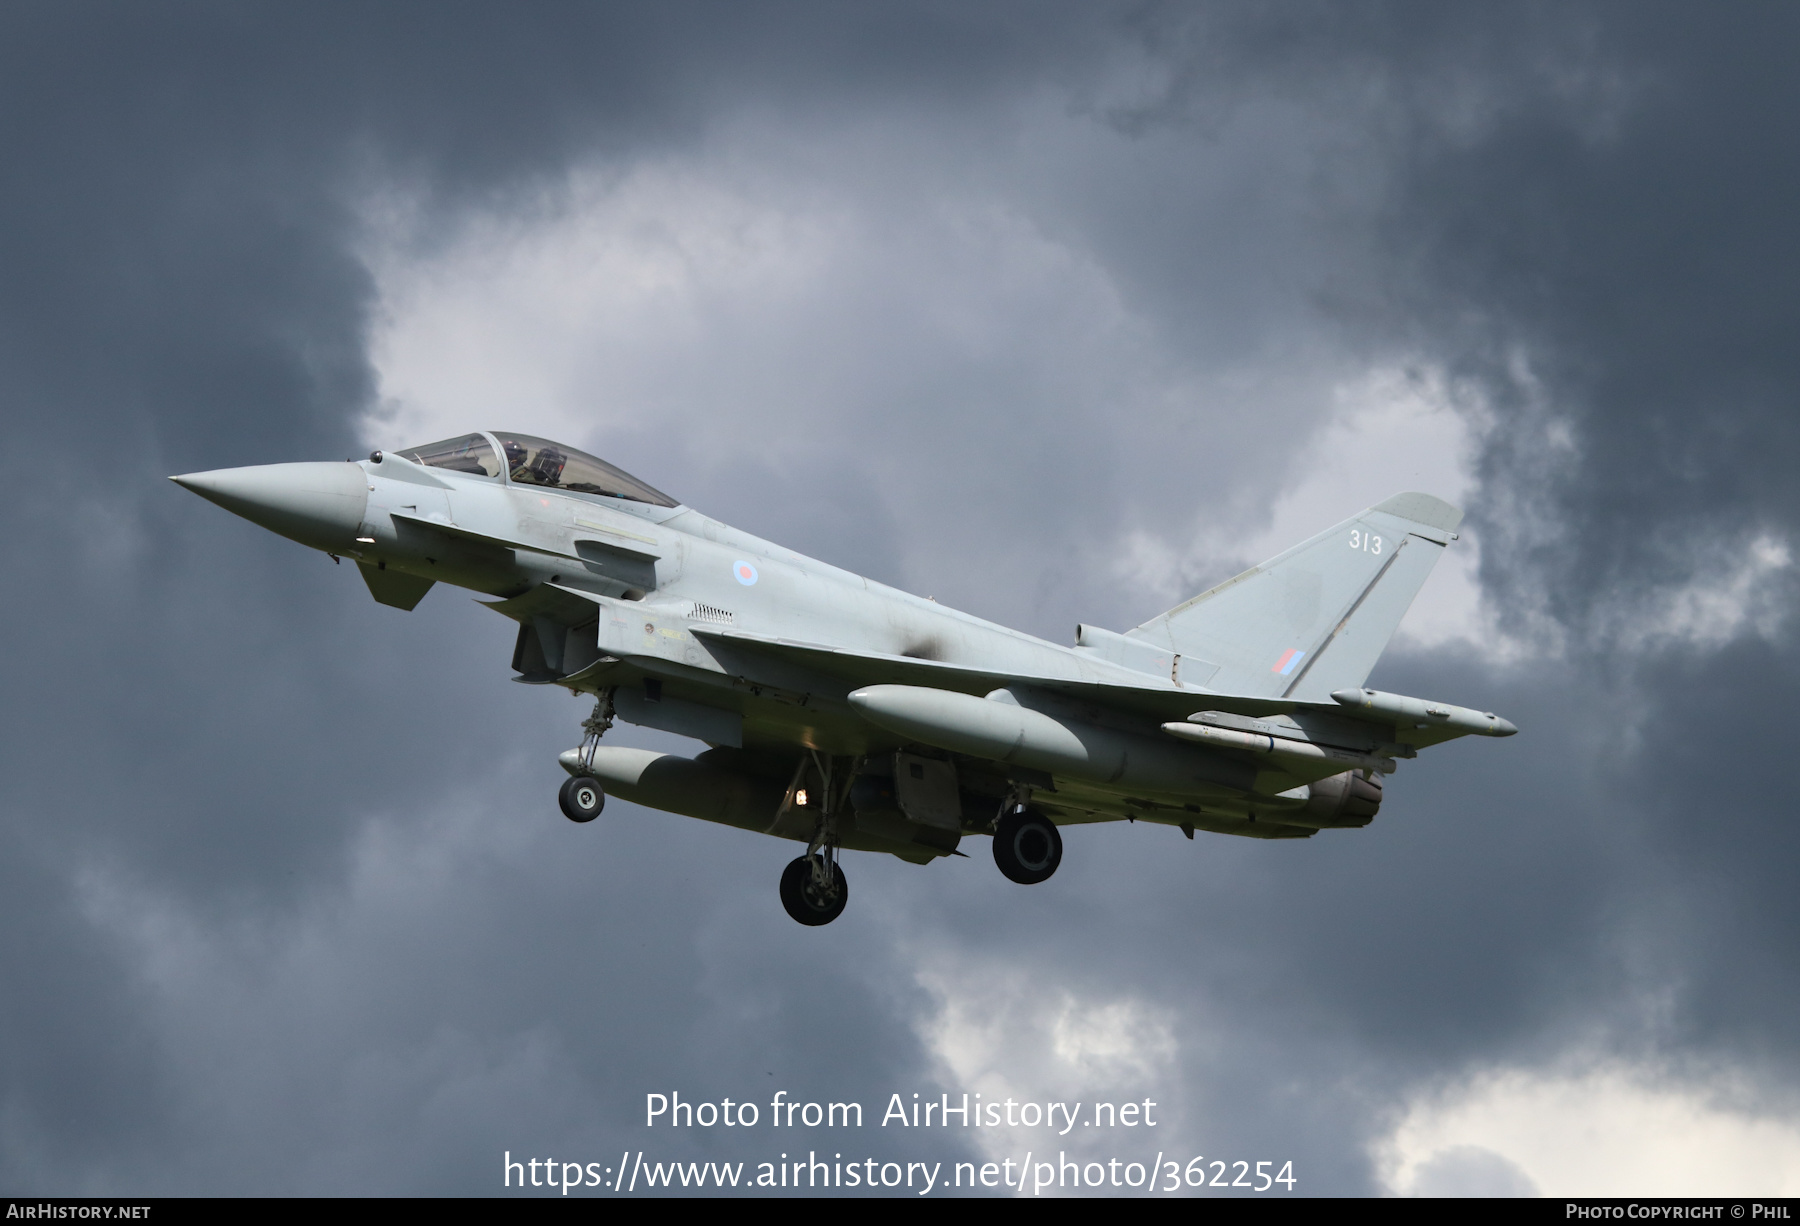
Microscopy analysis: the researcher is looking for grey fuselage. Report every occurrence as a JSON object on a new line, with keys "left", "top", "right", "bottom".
{"left": 174, "top": 440, "right": 1453, "bottom": 859}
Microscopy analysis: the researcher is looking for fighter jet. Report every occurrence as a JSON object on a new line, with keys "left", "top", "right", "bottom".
{"left": 173, "top": 431, "right": 1515, "bottom": 925}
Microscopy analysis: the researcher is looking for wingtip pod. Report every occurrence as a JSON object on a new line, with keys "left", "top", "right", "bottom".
{"left": 1330, "top": 687, "right": 1516, "bottom": 736}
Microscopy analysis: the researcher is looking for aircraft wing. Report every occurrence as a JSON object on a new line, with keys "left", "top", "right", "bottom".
{"left": 692, "top": 626, "right": 1199, "bottom": 714}
{"left": 689, "top": 627, "right": 1511, "bottom": 751}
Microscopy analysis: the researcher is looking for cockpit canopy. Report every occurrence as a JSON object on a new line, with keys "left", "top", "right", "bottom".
{"left": 397, "top": 432, "right": 678, "bottom": 507}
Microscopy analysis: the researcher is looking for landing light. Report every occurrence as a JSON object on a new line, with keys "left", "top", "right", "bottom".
{"left": 795, "top": 789, "right": 808, "bottom": 807}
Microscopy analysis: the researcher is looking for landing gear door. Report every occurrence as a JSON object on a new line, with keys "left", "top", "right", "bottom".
{"left": 894, "top": 754, "right": 961, "bottom": 832}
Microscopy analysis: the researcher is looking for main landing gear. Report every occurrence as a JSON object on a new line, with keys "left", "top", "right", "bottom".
{"left": 780, "top": 855, "right": 848, "bottom": 926}
{"left": 992, "top": 793, "right": 1063, "bottom": 885}
{"left": 776, "top": 750, "right": 850, "bottom": 926}
{"left": 559, "top": 690, "right": 615, "bottom": 824}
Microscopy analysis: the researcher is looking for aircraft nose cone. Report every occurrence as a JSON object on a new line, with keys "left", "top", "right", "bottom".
{"left": 171, "top": 461, "right": 369, "bottom": 552}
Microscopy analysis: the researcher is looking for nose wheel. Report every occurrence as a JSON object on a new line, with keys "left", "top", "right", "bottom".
{"left": 993, "top": 807, "right": 1062, "bottom": 884}
{"left": 780, "top": 855, "right": 848, "bottom": 926}
{"left": 559, "top": 690, "right": 613, "bottom": 823}
{"left": 559, "top": 775, "right": 605, "bottom": 822}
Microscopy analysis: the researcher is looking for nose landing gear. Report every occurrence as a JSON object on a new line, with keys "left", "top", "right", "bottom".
{"left": 559, "top": 775, "right": 605, "bottom": 822}
{"left": 559, "top": 690, "right": 615, "bottom": 824}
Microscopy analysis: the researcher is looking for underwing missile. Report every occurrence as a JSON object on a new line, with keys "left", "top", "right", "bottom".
{"left": 1159, "top": 720, "right": 1397, "bottom": 775}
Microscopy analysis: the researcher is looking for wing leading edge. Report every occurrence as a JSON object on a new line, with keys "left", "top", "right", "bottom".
{"left": 689, "top": 626, "right": 1515, "bottom": 754}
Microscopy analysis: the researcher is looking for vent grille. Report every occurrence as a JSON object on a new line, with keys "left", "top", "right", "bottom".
{"left": 690, "top": 602, "right": 734, "bottom": 624}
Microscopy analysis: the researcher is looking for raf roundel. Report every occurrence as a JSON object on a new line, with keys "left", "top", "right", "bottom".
{"left": 733, "top": 560, "right": 759, "bottom": 586}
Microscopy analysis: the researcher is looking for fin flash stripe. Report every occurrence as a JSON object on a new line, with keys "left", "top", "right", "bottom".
{"left": 1272, "top": 648, "right": 1306, "bottom": 676}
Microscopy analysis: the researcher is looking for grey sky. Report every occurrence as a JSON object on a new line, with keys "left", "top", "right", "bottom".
{"left": 1, "top": 2, "right": 1795, "bottom": 1196}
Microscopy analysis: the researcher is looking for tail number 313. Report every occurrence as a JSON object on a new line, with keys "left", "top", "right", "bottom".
{"left": 1348, "top": 530, "right": 1383, "bottom": 554}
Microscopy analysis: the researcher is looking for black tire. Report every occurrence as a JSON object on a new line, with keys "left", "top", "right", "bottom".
{"left": 992, "top": 808, "right": 1063, "bottom": 884}
{"left": 779, "top": 855, "right": 848, "bottom": 926}
{"left": 559, "top": 775, "right": 605, "bottom": 823}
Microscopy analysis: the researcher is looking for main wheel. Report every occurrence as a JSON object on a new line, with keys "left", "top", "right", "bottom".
{"left": 779, "top": 855, "right": 848, "bottom": 926}
{"left": 558, "top": 775, "right": 605, "bottom": 823}
{"left": 992, "top": 808, "right": 1062, "bottom": 884}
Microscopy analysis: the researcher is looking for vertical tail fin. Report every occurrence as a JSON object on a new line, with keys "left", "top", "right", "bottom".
{"left": 1128, "top": 493, "right": 1462, "bottom": 701}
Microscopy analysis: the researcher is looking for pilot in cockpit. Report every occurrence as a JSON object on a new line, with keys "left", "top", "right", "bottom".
{"left": 405, "top": 431, "right": 678, "bottom": 506}
{"left": 526, "top": 445, "right": 567, "bottom": 486}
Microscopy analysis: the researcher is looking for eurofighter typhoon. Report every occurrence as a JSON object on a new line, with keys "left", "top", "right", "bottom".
{"left": 173, "top": 432, "right": 1515, "bottom": 925}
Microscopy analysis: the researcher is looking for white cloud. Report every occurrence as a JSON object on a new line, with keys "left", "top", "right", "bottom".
{"left": 357, "top": 106, "right": 1795, "bottom": 692}
{"left": 1106, "top": 363, "right": 1526, "bottom": 660}
{"left": 1613, "top": 533, "right": 1794, "bottom": 653}
{"left": 911, "top": 952, "right": 1180, "bottom": 1190}
{"left": 1379, "top": 1061, "right": 1800, "bottom": 1197}
{"left": 351, "top": 111, "right": 1363, "bottom": 636}
{"left": 1238, "top": 365, "right": 1495, "bottom": 655}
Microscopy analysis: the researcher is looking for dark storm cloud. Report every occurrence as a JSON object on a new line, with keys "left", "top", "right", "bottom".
{"left": 1081, "top": 0, "right": 1800, "bottom": 1093}
{"left": 1353, "top": 6, "right": 1800, "bottom": 616}
{"left": 0, "top": 0, "right": 1088, "bottom": 1191}
{"left": 1345, "top": 5, "right": 1800, "bottom": 1074}
{"left": 2, "top": 0, "right": 1795, "bottom": 1197}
